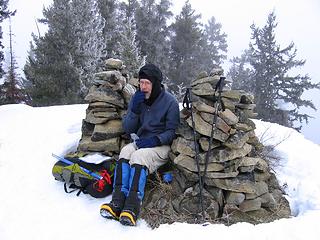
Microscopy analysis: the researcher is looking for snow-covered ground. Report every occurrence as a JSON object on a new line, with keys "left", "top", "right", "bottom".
{"left": 0, "top": 104, "right": 319, "bottom": 240}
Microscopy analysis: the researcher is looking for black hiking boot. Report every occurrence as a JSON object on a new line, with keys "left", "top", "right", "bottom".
{"left": 119, "top": 164, "right": 148, "bottom": 226}
{"left": 100, "top": 159, "right": 130, "bottom": 221}
{"left": 100, "top": 189, "right": 127, "bottom": 220}
{"left": 119, "top": 193, "right": 140, "bottom": 226}
{"left": 119, "top": 210, "right": 138, "bottom": 226}
{"left": 100, "top": 202, "right": 121, "bottom": 220}
{"left": 100, "top": 200, "right": 122, "bottom": 220}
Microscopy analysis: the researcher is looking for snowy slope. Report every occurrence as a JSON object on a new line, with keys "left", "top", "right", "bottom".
{"left": 0, "top": 104, "right": 319, "bottom": 240}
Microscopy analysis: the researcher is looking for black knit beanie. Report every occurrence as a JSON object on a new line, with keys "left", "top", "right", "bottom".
{"left": 138, "top": 63, "right": 163, "bottom": 105}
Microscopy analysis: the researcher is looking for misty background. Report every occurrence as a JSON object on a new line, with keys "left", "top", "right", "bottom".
{"left": 2, "top": 0, "right": 319, "bottom": 144}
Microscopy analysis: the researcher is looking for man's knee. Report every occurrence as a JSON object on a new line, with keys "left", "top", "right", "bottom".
{"left": 119, "top": 143, "right": 136, "bottom": 160}
{"left": 130, "top": 148, "right": 169, "bottom": 173}
{"left": 129, "top": 149, "right": 152, "bottom": 170}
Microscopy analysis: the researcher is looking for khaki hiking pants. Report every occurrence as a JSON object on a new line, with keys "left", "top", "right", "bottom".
{"left": 118, "top": 143, "right": 170, "bottom": 173}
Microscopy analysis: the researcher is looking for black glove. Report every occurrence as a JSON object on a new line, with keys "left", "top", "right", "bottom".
{"left": 131, "top": 91, "right": 145, "bottom": 114}
{"left": 136, "top": 136, "right": 161, "bottom": 148}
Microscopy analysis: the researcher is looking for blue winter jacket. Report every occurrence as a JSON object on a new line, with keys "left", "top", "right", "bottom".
{"left": 123, "top": 89, "right": 180, "bottom": 145}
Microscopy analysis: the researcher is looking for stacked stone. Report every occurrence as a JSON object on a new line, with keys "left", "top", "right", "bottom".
{"left": 77, "top": 58, "right": 136, "bottom": 156}
{"left": 168, "top": 68, "right": 290, "bottom": 224}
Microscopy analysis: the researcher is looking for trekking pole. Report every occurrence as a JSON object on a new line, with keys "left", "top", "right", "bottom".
{"left": 182, "top": 88, "right": 205, "bottom": 219}
{"left": 52, "top": 153, "right": 102, "bottom": 180}
{"left": 201, "top": 77, "right": 226, "bottom": 186}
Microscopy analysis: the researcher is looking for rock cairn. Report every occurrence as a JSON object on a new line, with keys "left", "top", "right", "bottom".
{"left": 77, "top": 58, "right": 136, "bottom": 156}
{"left": 141, "top": 68, "right": 291, "bottom": 228}
{"left": 74, "top": 61, "right": 290, "bottom": 227}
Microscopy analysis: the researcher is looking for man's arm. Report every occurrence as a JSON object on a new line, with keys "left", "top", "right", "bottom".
{"left": 122, "top": 97, "right": 141, "bottom": 134}
{"left": 157, "top": 100, "right": 180, "bottom": 145}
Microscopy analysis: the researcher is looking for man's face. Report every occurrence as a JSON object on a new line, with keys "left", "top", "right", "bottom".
{"left": 139, "top": 78, "right": 153, "bottom": 99}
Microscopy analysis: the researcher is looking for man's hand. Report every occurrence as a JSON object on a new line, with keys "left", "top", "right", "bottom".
{"left": 131, "top": 91, "right": 145, "bottom": 114}
{"left": 136, "top": 136, "right": 161, "bottom": 148}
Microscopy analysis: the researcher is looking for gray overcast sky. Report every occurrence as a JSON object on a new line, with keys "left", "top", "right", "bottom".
{"left": 2, "top": 0, "right": 320, "bottom": 144}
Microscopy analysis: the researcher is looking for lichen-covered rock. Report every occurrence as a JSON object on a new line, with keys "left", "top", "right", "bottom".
{"left": 78, "top": 135, "right": 120, "bottom": 153}
{"left": 85, "top": 85, "right": 124, "bottom": 108}
{"left": 122, "top": 83, "right": 136, "bottom": 105}
{"left": 186, "top": 113, "right": 230, "bottom": 141}
{"left": 85, "top": 108, "right": 119, "bottom": 124}
{"left": 198, "top": 143, "right": 252, "bottom": 163}
{"left": 171, "top": 137, "right": 196, "bottom": 157}
{"left": 219, "top": 108, "right": 239, "bottom": 125}
{"left": 91, "top": 120, "right": 123, "bottom": 141}
{"left": 174, "top": 154, "right": 225, "bottom": 172}
{"left": 191, "top": 75, "right": 220, "bottom": 87}
{"left": 105, "top": 58, "right": 124, "bottom": 70}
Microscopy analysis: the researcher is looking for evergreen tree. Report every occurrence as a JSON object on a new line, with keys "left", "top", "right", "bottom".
{"left": 118, "top": 16, "right": 145, "bottom": 75}
{"left": 118, "top": 0, "right": 138, "bottom": 23}
{"left": 23, "top": 0, "right": 80, "bottom": 106}
{"left": 23, "top": 0, "right": 105, "bottom": 106}
{"left": 97, "top": 0, "right": 120, "bottom": 58}
{"left": 0, "top": 17, "right": 26, "bottom": 105}
{"left": 115, "top": 0, "right": 146, "bottom": 75}
{"left": 0, "top": 0, "right": 15, "bottom": 78}
{"left": 1, "top": 64, "right": 25, "bottom": 106}
{"left": 135, "top": 0, "right": 172, "bottom": 74}
{"left": 228, "top": 50, "right": 253, "bottom": 90}
{"left": 70, "top": 0, "right": 106, "bottom": 93}
{"left": 200, "top": 16, "right": 228, "bottom": 70}
{"left": 231, "top": 11, "right": 320, "bottom": 130}
{"left": 115, "top": 0, "right": 138, "bottom": 59}
{"left": 168, "top": 0, "right": 202, "bottom": 96}
{"left": 0, "top": 83, "right": 5, "bottom": 103}
{"left": 23, "top": 39, "right": 81, "bottom": 106}
{"left": 135, "top": 0, "right": 157, "bottom": 60}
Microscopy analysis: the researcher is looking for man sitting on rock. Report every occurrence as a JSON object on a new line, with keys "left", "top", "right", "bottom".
{"left": 100, "top": 63, "right": 180, "bottom": 226}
